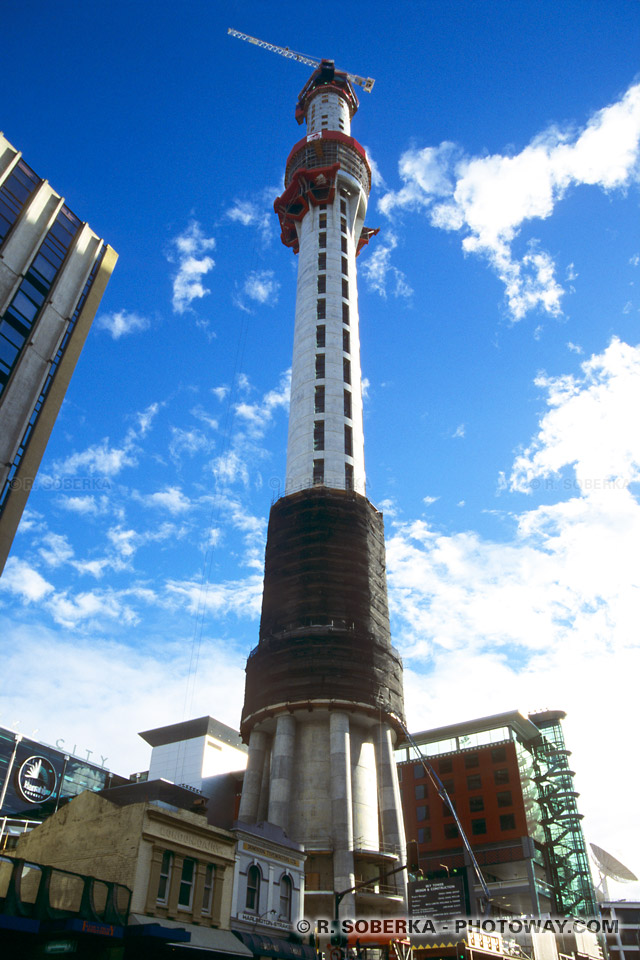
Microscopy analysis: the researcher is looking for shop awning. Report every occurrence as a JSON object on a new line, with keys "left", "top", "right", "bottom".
{"left": 128, "top": 914, "right": 253, "bottom": 956}
{"left": 233, "top": 930, "right": 317, "bottom": 960}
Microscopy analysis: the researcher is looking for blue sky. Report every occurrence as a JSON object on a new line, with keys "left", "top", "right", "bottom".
{"left": 2, "top": 0, "right": 640, "bottom": 895}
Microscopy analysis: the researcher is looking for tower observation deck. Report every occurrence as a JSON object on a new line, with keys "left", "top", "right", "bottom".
{"left": 238, "top": 60, "right": 406, "bottom": 920}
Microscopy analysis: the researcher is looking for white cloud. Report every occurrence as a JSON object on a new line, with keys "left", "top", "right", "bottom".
{"left": 137, "top": 486, "right": 192, "bottom": 515}
{"left": 39, "top": 532, "right": 74, "bottom": 568}
{"left": 54, "top": 439, "right": 137, "bottom": 477}
{"left": 452, "top": 423, "right": 465, "bottom": 439}
{"left": 226, "top": 200, "right": 271, "bottom": 242}
{"left": 0, "top": 622, "right": 248, "bottom": 774}
{"left": 423, "top": 495, "right": 439, "bottom": 506}
{"left": 0, "top": 557, "right": 54, "bottom": 602}
{"left": 360, "top": 230, "right": 413, "bottom": 299}
{"left": 243, "top": 270, "right": 279, "bottom": 305}
{"left": 169, "top": 426, "right": 213, "bottom": 461}
{"left": 56, "top": 495, "right": 100, "bottom": 516}
{"left": 169, "top": 221, "right": 216, "bottom": 314}
{"left": 136, "top": 402, "right": 162, "bottom": 437}
{"left": 233, "top": 371, "right": 290, "bottom": 438}
{"left": 380, "top": 81, "right": 640, "bottom": 320}
{"left": 96, "top": 310, "right": 150, "bottom": 339}
{"left": 47, "top": 589, "right": 140, "bottom": 630}
{"left": 510, "top": 338, "right": 640, "bottom": 493}
{"left": 165, "top": 571, "right": 263, "bottom": 619}
{"left": 364, "top": 145, "right": 387, "bottom": 191}
{"left": 212, "top": 386, "right": 229, "bottom": 402}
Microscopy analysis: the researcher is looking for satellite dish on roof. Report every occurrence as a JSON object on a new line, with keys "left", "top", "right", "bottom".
{"left": 590, "top": 844, "right": 638, "bottom": 883}
{"left": 590, "top": 843, "right": 638, "bottom": 900}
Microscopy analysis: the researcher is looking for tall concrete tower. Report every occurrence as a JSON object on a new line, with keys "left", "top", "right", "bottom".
{"left": 238, "top": 61, "right": 406, "bottom": 919}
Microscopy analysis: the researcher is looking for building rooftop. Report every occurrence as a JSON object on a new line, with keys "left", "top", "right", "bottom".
{"left": 398, "top": 709, "right": 546, "bottom": 750}
{"left": 138, "top": 716, "right": 247, "bottom": 751}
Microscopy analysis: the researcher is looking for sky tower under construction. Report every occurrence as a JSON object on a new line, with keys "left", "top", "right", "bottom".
{"left": 237, "top": 58, "right": 407, "bottom": 919}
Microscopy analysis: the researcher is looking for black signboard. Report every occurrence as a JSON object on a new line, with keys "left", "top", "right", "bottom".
{"left": 408, "top": 876, "right": 466, "bottom": 920}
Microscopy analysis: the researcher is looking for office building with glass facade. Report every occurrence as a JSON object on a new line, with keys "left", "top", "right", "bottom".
{"left": 397, "top": 709, "right": 598, "bottom": 918}
{"left": 0, "top": 132, "right": 117, "bottom": 573}
{"left": 0, "top": 724, "right": 127, "bottom": 849}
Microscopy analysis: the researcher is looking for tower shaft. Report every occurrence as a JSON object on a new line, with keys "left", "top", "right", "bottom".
{"left": 239, "top": 61, "right": 405, "bottom": 919}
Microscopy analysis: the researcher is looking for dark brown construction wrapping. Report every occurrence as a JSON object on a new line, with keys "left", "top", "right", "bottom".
{"left": 241, "top": 488, "right": 405, "bottom": 735}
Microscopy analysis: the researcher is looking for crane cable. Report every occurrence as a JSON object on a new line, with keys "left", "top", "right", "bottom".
{"left": 390, "top": 712, "right": 493, "bottom": 916}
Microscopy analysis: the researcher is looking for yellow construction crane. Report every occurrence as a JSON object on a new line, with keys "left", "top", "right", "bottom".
{"left": 227, "top": 28, "right": 375, "bottom": 93}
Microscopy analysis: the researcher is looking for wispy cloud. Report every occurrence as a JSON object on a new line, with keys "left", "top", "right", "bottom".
{"left": 136, "top": 486, "right": 192, "bottom": 515}
{"left": 96, "top": 309, "right": 151, "bottom": 339}
{"left": 168, "top": 221, "right": 216, "bottom": 314}
{"left": 380, "top": 81, "right": 640, "bottom": 320}
{"left": 226, "top": 200, "right": 272, "bottom": 243}
{"left": 0, "top": 557, "right": 54, "bottom": 602}
{"left": 360, "top": 231, "right": 413, "bottom": 299}
{"left": 233, "top": 370, "right": 290, "bottom": 438}
{"left": 53, "top": 439, "right": 137, "bottom": 477}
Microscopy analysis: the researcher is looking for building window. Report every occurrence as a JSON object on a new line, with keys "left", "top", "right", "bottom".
{"left": 415, "top": 784, "right": 426, "bottom": 800}
{"left": 317, "top": 299, "right": 326, "bottom": 319}
{"left": 467, "top": 774, "right": 481, "bottom": 790}
{"left": 414, "top": 764, "right": 423, "bottom": 779}
{"left": 345, "top": 463, "right": 353, "bottom": 490}
{"left": 418, "top": 827, "right": 431, "bottom": 843}
{"left": 316, "top": 324, "right": 326, "bottom": 347}
{"left": 343, "top": 358, "right": 351, "bottom": 384}
{"left": 344, "top": 425, "right": 352, "bottom": 456}
{"left": 342, "top": 256, "right": 348, "bottom": 275}
{"left": 157, "top": 850, "right": 173, "bottom": 903}
{"left": 319, "top": 232, "right": 326, "bottom": 249}
{"left": 341, "top": 236, "right": 347, "bottom": 253}
{"left": 319, "top": 213, "right": 327, "bottom": 228}
{"left": 500, "top": 814, "right": 516, "bottom": 831}
{"left": 340, "top": 199, "right": 347, "bottom": 215}
{"left": 314, "top": 420, "right": 325, "bottom": 451}
{"left": 469, "top": 796, "right": 484, "bottom": 812}
{"left": 494, "top": 769, "right": 509, "bottom": 785}
{"left": 318, "top": 252, "right": 326, "bottom": 271}
{"left": 313, "top": 459, "right": 324, "bottom": 485}
{"left": 202, "top": 863, "right": 215, "bottom": 914}
{"left": 0, "top": 159, "right": 41, "bottom": 247}
{"left": 342, "top": 302, "right": 349, "bottom": 324}
{"left": 246, "top": 864, "right": 261, "bottom": 912}
{"left": 439, "top": 757, "right": 453, "bottom": 774}
{"left": 315, "top": 385, "right": 325, "bottom": 413}
{"left": 441, "top": 779, "right": 454, "bottom": 794}
{"left": 343, "top": 329, "right": 350, "bottom": 353}
{"left": 315, "top": 354, "right": 325, "bottom": 379}
{"left": 342, "top": 278, "right": 349, "bottom": 299}
{"left": 472, "top": 819, "right": 487, "bottom": 836}
{"left": 497, "top": 790, "right": 512, "bottom": 808}
{"left": 341, "top": 216, "right": 347, "bottom": 233}
{"left": 317, "top": 274, "right": 326, "bottom": 294}
{"left": 343, "top": 389, "right": 352, "bottom": 419}
{"left": 464, "top": 753, "right": 479, "bottom": 768}
{"left": 491, "top": 747, "right": 507, "bottom": 763}
{"left": 178, "top": 857, "right": 196, "bottom": 909}
{"left": 417, "top": 805, "right": 430, "bottom": 821}
{"left": 279, "top": 875, "right": 293, "bottom": 920}
{"left": 444, "top": 823, "right": 459, "bottom": 840}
